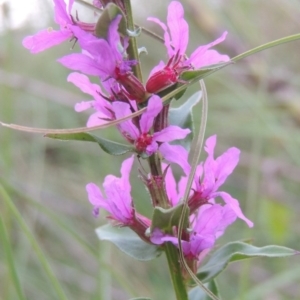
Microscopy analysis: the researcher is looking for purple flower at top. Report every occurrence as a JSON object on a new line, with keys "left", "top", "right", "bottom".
{"left": 86, "top": 155, "right": 135, "bottom": 224}
{"left": 23, "top": 0, "right": 93, "bottom": 53}
{"left": 146, "top": 1, "right": 230, "bottom": 93}
{"left": 58, "top": 15, "right": 134, "bottom": 82}
{"left": 148, "top": 1, "right": 230, "bottom": 69}
{"left": 151, "top": 203, "right": 237, "bottom": 259}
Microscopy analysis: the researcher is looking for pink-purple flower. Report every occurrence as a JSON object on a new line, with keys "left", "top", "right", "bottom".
{"left": 164, "top": 135, "right": 253, "bottom": 227}
{"left": 148, "top": 1, "right": 230, "bottom": 69}
{"left": 67, "top": 72, "right": 115, "bottom": 127}
{"left": 146, "top": 1, "right": 230, "bottom": 93}
{"left": 151, "top": 203, "right": 237, "bottom": 259}
{"left": 58, "top": 15, "right": 134, "bottom": 82}
{"left": 151, "top": 135, "right": 253, "bottom": 258}
{"left": 23, "top": 0, "right": 93, "bottom": 53}
{"left": 86, "top": 155, "right": 135, "bottom": 224}
{"left": 113, "top": 95, "right": 191, "bottom": 157}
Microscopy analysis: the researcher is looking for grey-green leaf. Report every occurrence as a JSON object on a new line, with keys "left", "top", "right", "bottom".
{"left": 45, "top": 132, "right": 134, "bottom": 156}
{"left": 188, "top": 280, "right": 220, "bottom": 300}
{"left": 169, "top": 91, "right": 202, "bottom": 150}
{"left": 96, "top": 224, "right": 162, "bottom": 261}
{"left": 197, "top": 241, "right": 299, "bottom": 283}
{"left": 150, "top": 203, "right": 190, "bottom": 233}
{"left": 95, "top": 3, "right": 127, "bottom": 38}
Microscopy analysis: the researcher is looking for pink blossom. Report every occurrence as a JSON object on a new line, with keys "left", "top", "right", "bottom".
{"left": 163, "top": 135, "right": 253, "bottom": 227}
{"left": 23, "top": 0, "right": 92, "bottom": 53}
{"left": 147, "top": 1, "right": 230, "bottom": 74}
{"left": 67, "top": 72, "right": 115, "bottom": 127}
{"left": 58, "top": 15, "right": 135, "bottom": 82}
{"left": 151, "top": 203, "right": 237, "bottom": 259}
{"left": 86, "top": 156, "right": 135, "bottom": 224}
{"left": 113, "top": 95, "right": 190, "bottom": 157}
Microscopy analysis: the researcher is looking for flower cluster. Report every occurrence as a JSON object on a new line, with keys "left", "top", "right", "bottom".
{"left": 24, "top": 0, "right": 252, "bottom": 270}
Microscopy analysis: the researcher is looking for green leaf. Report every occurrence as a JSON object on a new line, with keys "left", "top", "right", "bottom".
{"left": 0, "top": 215, "right": 26, "bottom": 300}
{"left": 188, "top": 280, "right": 220, "bottom": 300}
{"left": 169, "top": 91, "right": 202, "bottom": 149}
{"left": 96, "top": 224, "right": 162, "bottom": 261}
{"left": 95, "top": 3, "right": 127, "bottom": 38}
{"left": 150, "top": 203, "right": 190, "bottom": 232}
{"left": 0, "top": 184, "right": 68, "bottom": 300}
{"left": 181, "top": 62, "right": 232, "bottom": 82}
{"left": 45, "top": 132, "right": 134, "bottom": 156}
{"left": 197, "top": 241, "right": 299, "bottom": 283}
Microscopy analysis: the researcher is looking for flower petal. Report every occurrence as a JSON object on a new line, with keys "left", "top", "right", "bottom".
{"left": 159, "top": 143, "right": 191, "bottom": 175}
{"left": 167, "top": 1, "right": 189, "bottom": 56}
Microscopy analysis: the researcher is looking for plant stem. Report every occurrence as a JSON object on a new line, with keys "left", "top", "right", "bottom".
{"left": 165, "top": 243, "right": 189, "bottom": 300}
{"left": 124, "top": 0, "right": 143, "bottom": 82}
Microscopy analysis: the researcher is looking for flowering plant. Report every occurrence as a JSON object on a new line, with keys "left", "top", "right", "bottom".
{"left": 2, "top": 1, "right": 300, "bottom": 299}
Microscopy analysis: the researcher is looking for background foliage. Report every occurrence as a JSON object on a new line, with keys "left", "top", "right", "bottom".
{"left": 0, "top": 0, "right": 300, "bottom": 299}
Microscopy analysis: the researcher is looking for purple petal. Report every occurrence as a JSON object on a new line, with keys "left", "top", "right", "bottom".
{"left": 113, "top": 102, "right": 140, "bottom": 140}
{"left": 68, "top": 72, "right": 102, "bottom": 97}
{"left": 167, "top": 1, "right": 189, "bottom": 56}
{"left": 74, "top": 101, "right": 94, "bottom": 112}
{"left": 213, "top": 147, "right": 240, "bottom": 190}
{"left": 159, "top": 143, "right": 191, "bottom": 175}
{"left": 139, "top": 95, "right": 163, "bottom": 133}
{"left": 23, "top": 29, "right": 71, "bottom": 53}
{"left": 120, "top": 155, "right": 134, "bottom": 192}
{"left": 54, "top": 0, "right": 71, "bottom": 25}
{"left": 163, "top": 164, "right": 180, "bottom": 206}
{"left": 107, "top": 15, "right": 123, "bottom": 62}
{"left": 86, "top": 182, "right": 110, "bottom": 216}
{"left": 147, "top": 17, "right": 172, "bottom": 58}
{"left": 216, "top": 192, "right": 254, "bottom": 227}
{"left": 189, "top": 32, "right": 230, "bottom": 68}
{"left": 86, "top": 111, "right": 111, "bottom": 127}
{"left": 153, "top": 125, "right": 190, "bottom": 143}
{"left": 58, "top": 53, "right": 104, "bottom": 76}
{"left": 150, "top": 228, "right": 167, "bottom": 245}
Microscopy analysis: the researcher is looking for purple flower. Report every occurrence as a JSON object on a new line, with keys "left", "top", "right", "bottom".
{"left": 188, "top": 135, "right": 253, "bottom": 227}
{"left": 113, "top": 95, "right": 190, "bottom": 157}
{"left": 23, "top": 0, "right": 92, "bottom": 53}
{"left": 58, "top": 15, "right": 134, "bottom": 81}
{"left": 151, "top": 203, "right": 237, "bottom": 259}
{"left": 148, "top": 1, "right": 230, "bottom": 69}
{"left": 163, "top": 135, "right": 253, "bottom": 227}
{"left": 67, "top": 72, "right": 115, "bottom": 127}
{"left": 86, "top": 156, "right": 135, "bottom": 225}
{"left": 146, "top": 1, "right": 230, "bottom": 93}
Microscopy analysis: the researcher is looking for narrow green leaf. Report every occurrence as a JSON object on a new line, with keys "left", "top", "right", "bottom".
{"left": 181, "top": 62, "right": 232, "bottom": 82}
{"left": 150, "top": 203, "right": 190, "bottom": 233}
{"left": 169, "top": 91, "right": 202, "bottom": 149}
{"left": 197, "top": 241, "right": 299, "bottom": 283}
{"left": 189, "top": 280, "right": 220, "bottom": 300}
{"left": 0, "top": 184, "right": 68, "bottom": 300}
{"left": 45, "top": 132, "right": 134, "bottom": 156}
{"left": 96, "top": 224, "right": 162, "bottom": 261}
{"left": 95, "top": 3, "right": 127, "bottom": 38}
{"left": 0, "top": 215, "right": 26, "bottom": 300}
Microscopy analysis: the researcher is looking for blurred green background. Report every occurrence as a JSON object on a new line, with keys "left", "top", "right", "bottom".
{"left": 1, "top": 0, "right": 300, "bottom": 299}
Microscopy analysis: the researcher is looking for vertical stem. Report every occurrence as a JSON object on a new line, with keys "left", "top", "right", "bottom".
{"left": 165, "top": 243, "right": 189, "bottom": 300}
{"left": 123, "top": 0, "right": 143, "bottom": 82}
